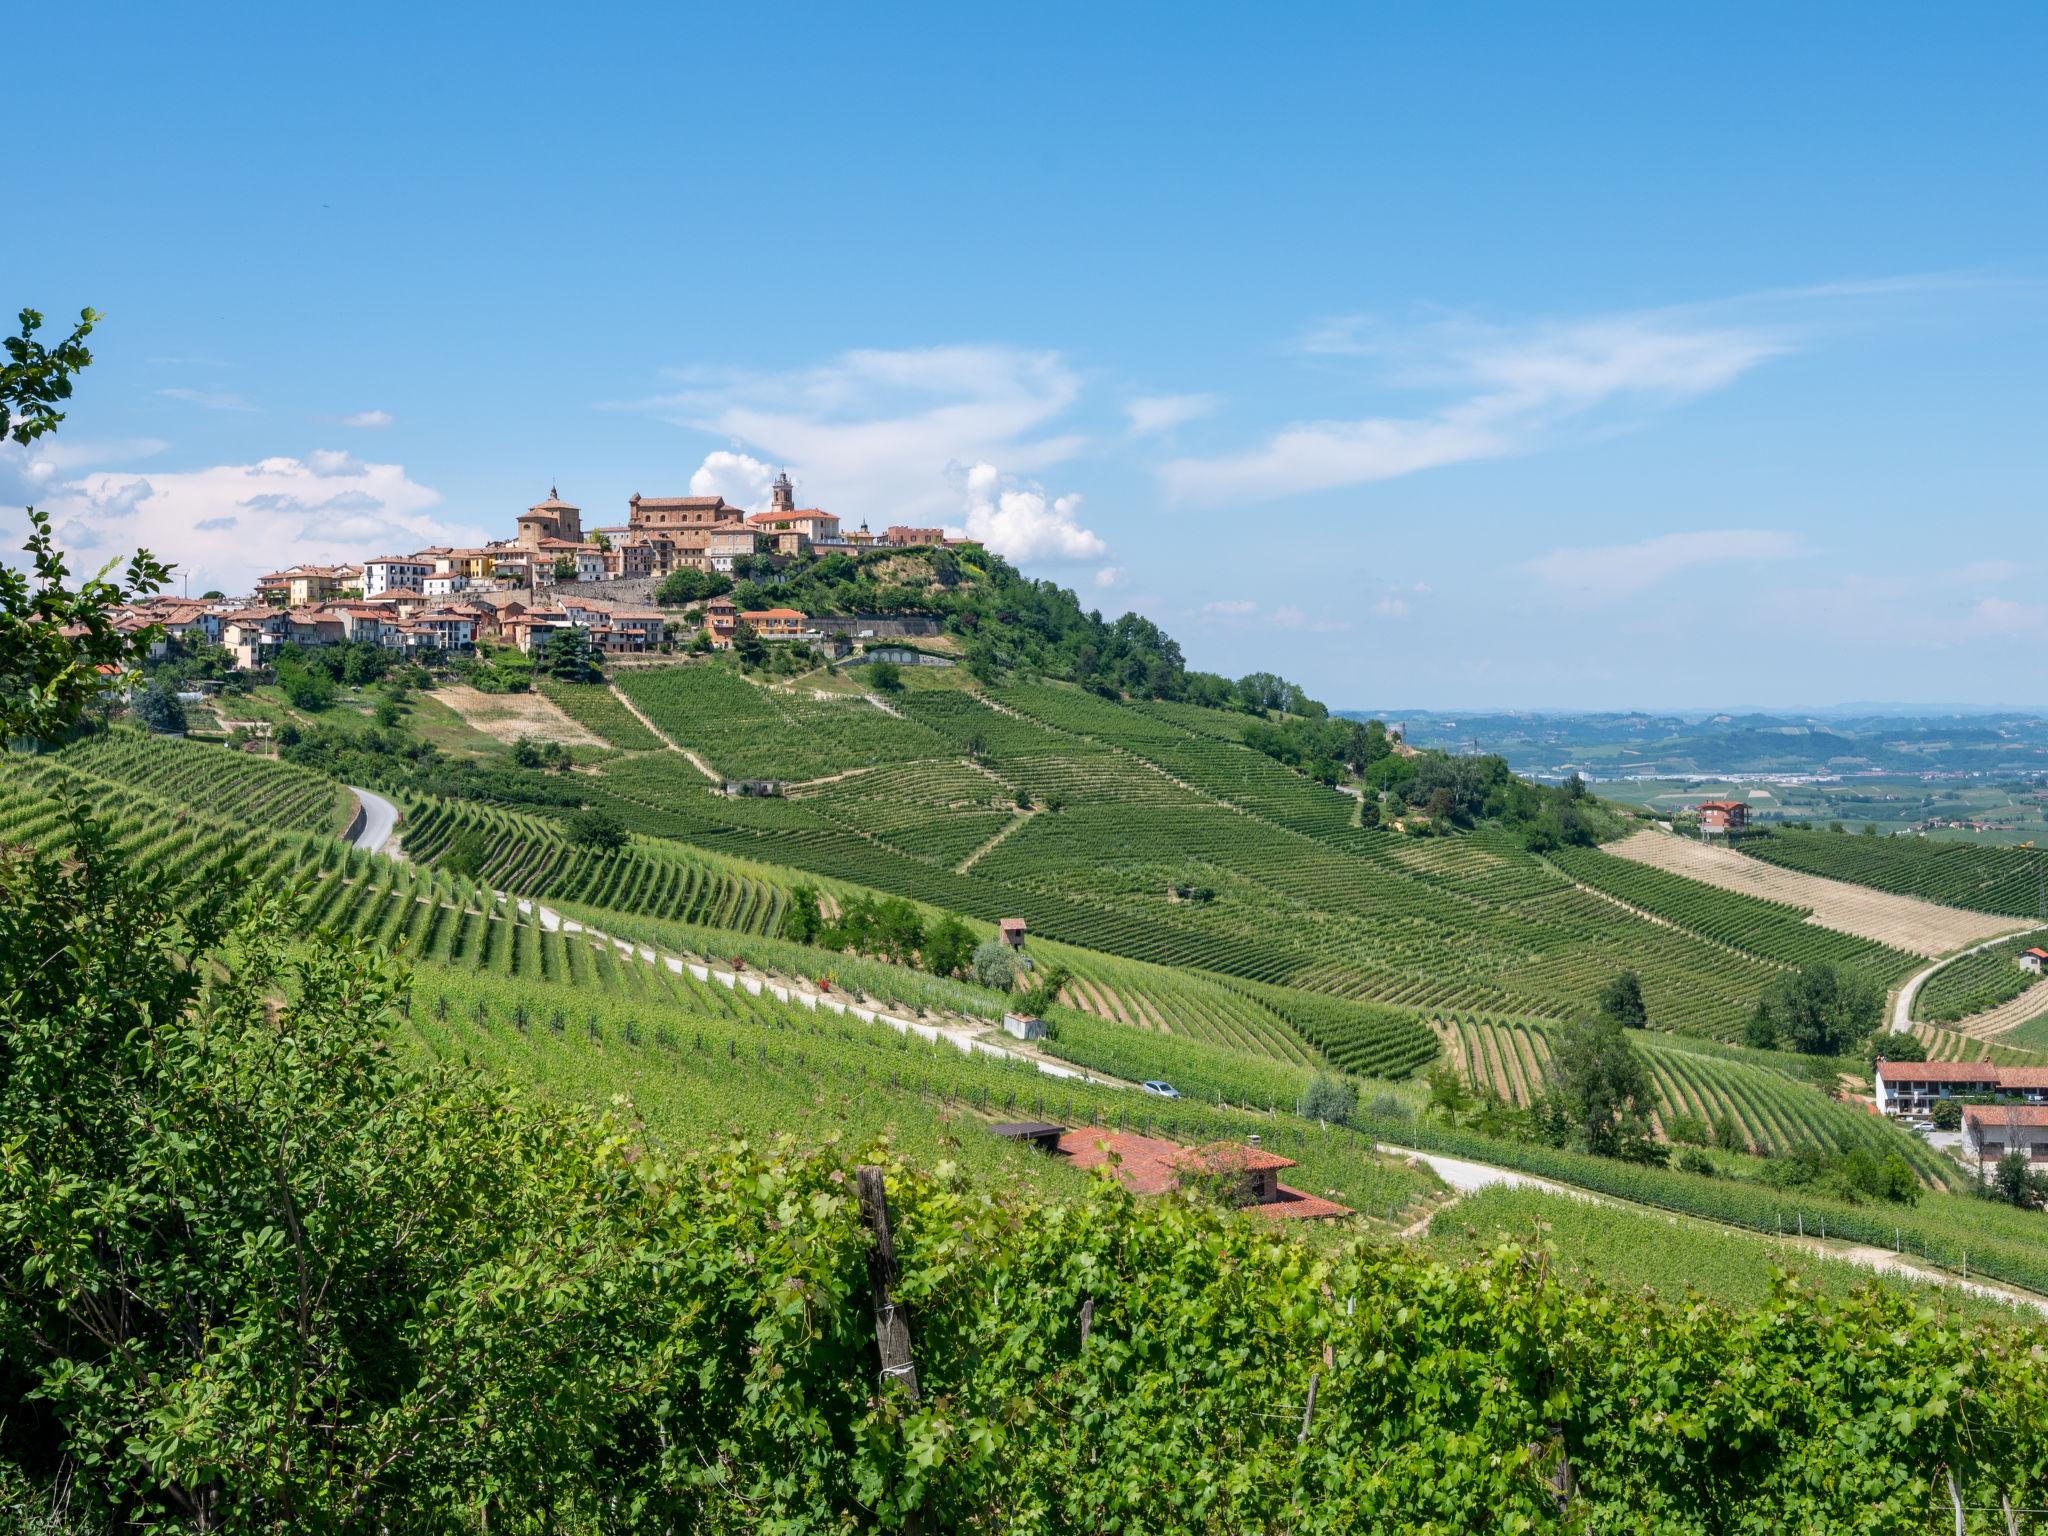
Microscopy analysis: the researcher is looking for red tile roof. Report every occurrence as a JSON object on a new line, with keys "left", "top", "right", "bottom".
{"left": 1963, "top": 1104, "right": 2048, "bottom": 1128}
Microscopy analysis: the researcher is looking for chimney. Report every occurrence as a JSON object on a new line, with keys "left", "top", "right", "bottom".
{"left": 1247, "top": 1134, "right": 1260, "bottom": 1149}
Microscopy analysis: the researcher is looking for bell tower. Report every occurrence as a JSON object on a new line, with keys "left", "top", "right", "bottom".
{"left": 771, "top": 471, "right": 795, "bottom": 515}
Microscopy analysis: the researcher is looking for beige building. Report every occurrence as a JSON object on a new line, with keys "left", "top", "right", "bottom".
{"left": 516, "top": 487, "right": 583, "bottom": 549}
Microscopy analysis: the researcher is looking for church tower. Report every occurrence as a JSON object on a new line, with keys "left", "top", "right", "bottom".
{"left": 770, "top": 471, "right": 795, "bottom": 515}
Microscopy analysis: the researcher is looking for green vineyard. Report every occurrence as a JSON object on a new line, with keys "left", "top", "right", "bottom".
{"left": 1743, "top": 827, "right": 2048, "bottom": 919}
{"left": 1548, "top": 843, "right": 1920, "bottom": 983}
{"left": 534, "top": 677, "right": 666, "bottom": 750}
{"left": 1434, "top": 1010, "right": 1964, "bottom": 1189}
{"left": 1913, "top": 927, "right": 2048, "bottom": 1022}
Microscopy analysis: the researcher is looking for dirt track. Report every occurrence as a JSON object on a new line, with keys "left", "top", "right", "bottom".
{"left": 1607, "top": 828, "right": 2016, "bottom": 957}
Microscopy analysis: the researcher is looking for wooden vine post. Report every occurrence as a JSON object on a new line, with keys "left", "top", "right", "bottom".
{"left": 857, "top": 1167, "right": 921, "bottom": 1405}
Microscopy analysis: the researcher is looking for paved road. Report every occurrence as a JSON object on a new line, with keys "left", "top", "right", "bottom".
{"left": 348, "top": 786, "right": 400, "bottom": 855}
{"left": 1890, "top": 925, "right": 2037, "bottom": 1034}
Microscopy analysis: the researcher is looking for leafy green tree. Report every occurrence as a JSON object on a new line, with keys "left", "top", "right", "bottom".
{"left": 1016, "top": 963, "right": 1071, "bottom": 1019}
{"left": 781, "top": 884, "right": 824, "bottom": 944}
{"left": 1426, "top": 1061, "right": 1472, "bottom": 1122}
{"left": 374, "top": 697, "right": 402, "bottom": 728}
{"left": 970, "top": 937, "right": 1017, "bottom": 991}
{"left": 1597, "top": 969, "right": 1648, "bottom": 1029}
{"left": 1713, "top": 1111, "right": 1747, "bottom": 1153}
{"left": 1931, "top": 1099, "right": 1963, "bottom": 1131}
{"left": 1549, "top": 1015, "right": 1654, "bottom": 1158}
{"left": 1297, "top": 1073, "right": 1358, "bottom": 1124}
{"left": 1743, "top": 1001, "right": 1778, "bottom": 1051}
{"left": 132, "top": 681, "right": 187, "bottom": 734}
{"left": 566, "top": 806, "right": 627, "bottom": 851}
{"left": 274, "top": 655, "right": 335, "bottom": 710}
{"left": 3, "top": 309, "right": 174, "bottom": 744}
{"left": 537, "top": 625, "right": 602, "bottom": 682}
{"left": 653, "top": 568, "right": 733, "bottom": 607}
{"left": 511, "top": 735, "right": 544, "bottom": 769}
{"left": 1754, "top": 963, "right": 1883, "bottom": 1056}
{"left": 922, "top": 914, "right": 975, "bottom": 979}
{"left": 1990, "top": 1150, "right": 2041, "bottom": 1208}
{"left": 866, "top": 658, "right": 903, "bottom": 692}
{"left": 732, "top": 620, "right": 768, "bottom": 667}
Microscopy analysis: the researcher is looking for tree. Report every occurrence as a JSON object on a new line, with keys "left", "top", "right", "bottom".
{"left": 1931, "top": 1099, "right": 1963, "bottom": 1132}
{"left": 3, "top": 311, "right": 175, "bottom": 745}
{"left": 1597, "top": 969, "right": 1648, "bottom": 1029}
{"left": 1297, "top": 1074, "right": 1357, "bottom": 1124}
{"left": 781, "top": 884, "right": 823, "bottom": 944}
{"left": 132, "top": 681, "right": 187, "bottom": 735}
{"left": 1426, "top": 1062, "right": 1472, "bottom": 1123}
{"left": 653, "top": 568, "right": 733, "bottom": 607}
{"left": 1754, "top": 963, "right": 1883, "bottom": 1056}
{"left": 732, "top": 621, "right": 768, "bottom": 668}
{"left": 374, "top": 697, "right": 403, "bottom": 728}
{"left": 1991, "top": 1150, "right": 2039, "bottom": 1208}
{"left": 537, "top": 626, "right": 602, "bottom": 683}
{"left": 552, "top": 555, "right": 577, "bottom": 581}
{"left": 1549, "top": 1015, "right": 1654, "bottom": 1158}
{"left": 275, "top": 655, "right": 335, "bottom": 710}
{"left": 922, "top": 915, "right": 975, "bottom": 979}
{"left": 511, "top": 735, "right": 545, "bottom": 769}
{"left": 970, "top": 937, "right": 1016, "bottom": 991}
{"left": 866, "top": 658, "right": 903, "bottom": 692}
{"left": 1743, "top": 1002, "right": 1778, "bottom": 1051}
{"left": 1016, "top": 963, "right": 1071, "bottom": 1019}
{"left": 566, "top": 806, "right": 627, "bottom": 851}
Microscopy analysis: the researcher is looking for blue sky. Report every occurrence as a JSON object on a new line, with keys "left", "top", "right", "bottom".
{"left": 6, "top": 2, "right": 2045, "bottom": 709}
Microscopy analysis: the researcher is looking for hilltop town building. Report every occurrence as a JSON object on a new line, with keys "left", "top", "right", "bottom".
{"left": 516, "top": 487, "right": 583, "bottom": 548}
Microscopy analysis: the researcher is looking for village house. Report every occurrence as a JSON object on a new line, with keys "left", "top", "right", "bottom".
{"left": 362, "top": 556, "right": 433, "bottom": 596}
{"left": 883, "top": 524, "right": 947, "bottom": 546}
{"left": 421, "top": 572, "right": 470, "bottom": 599}
{"left": 1051, "top": 1130, "right": 1352, "bottom": 1220}
{"left": 1696, "top": 800, "right": 1748, "bottom": 836}
{"left": 703, "top": 596, "right": 738, "bottom": 644}
{"left": 259, "top": 564, "right": 357, "bottom": 607}
{"left": 220, "top": 608, "right": 287, "bottom": 670}
{"left": 739, "top": 607, "right": 807, "bottom": 640}
{"left": 1874, "top": 1059, "right": 2048, "bottom": 1117}
{"left": 397, "top": 607, "right": 478, "bottom": 652}
{"left": 2021, "top": 947, "right": 2048, "bottom": 975}
{"left": 1963, "top": 1104, "right": 2048, "bottom": 1173}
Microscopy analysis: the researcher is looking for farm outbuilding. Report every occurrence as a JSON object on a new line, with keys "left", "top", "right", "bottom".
{"left": 1001, "top": 1012, "right": 1049, "bottom": 1041}
{"left": 999, "top": 917, "right": 1028, "bottom": 948}
{"left": 2021, "top": 947, "right": 2048, "bottom": 974}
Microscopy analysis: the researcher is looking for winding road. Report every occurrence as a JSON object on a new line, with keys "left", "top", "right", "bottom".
{"left": 1889, "top": 925, "right": 2038, "bottom": 1034}
{"left": 349, "top": 785, "right": 401, "bottom": 855}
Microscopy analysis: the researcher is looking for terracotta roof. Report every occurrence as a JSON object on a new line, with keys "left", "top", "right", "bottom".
{"left": 632, "top": 494, "right": 729, "bottom": 510}
{"left": 2026, "top": 948, "right": 2048, "bottom": 960}
{"left": 1257, "top": 1185, "right": 1355, "bottom": 1221}
{"left": 1697, "top": 800, "right": 1746, "bottom": 812}
{"left": 1876, "top": 1060, "right": 2003, "bottom": 1082}
{"left": 741, "top": 608, "right": 807, "bottom": 620}
{"left": 1963, "top": 1104, "right": 2048, "bottom": 1128}
{"left": 1187, "top": 1141, "right": 1296, "bottom": 1173}
{"left": 1056, "top": 1130, "right": 1185, "bottom": 1195}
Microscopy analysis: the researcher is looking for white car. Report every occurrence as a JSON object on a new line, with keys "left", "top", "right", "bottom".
{"left": 1140, "top": 1080, "right": 1180, "bottom": 1099}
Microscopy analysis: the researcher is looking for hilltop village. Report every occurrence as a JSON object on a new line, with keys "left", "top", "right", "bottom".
{"left": 102, "top": 472, "right": 956, "bottom": 669}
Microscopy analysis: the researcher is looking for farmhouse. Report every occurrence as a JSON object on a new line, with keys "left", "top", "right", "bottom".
{"left": 1696, "top": 800, "right": 1748, "bottom": 836}
{"left": 1053, "top": 1130, "right": 1352, "bottom": 1220}
{"left": 999, "top": 917, "right": 1028, "bottom": 948}
{"left": 2021, "top": 947, "right": 2048, "bottom": 975}
{"left": 1962, "top": 1104, "right": 2048, "bottom": 1171}
{"left": 1874, "top": 1059, "right": 2048, "bottom": 1116}
{"left": 739, "top": 607, "right": 807, "bottom": 639}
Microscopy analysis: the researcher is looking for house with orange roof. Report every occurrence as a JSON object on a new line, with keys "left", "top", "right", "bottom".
{"left": 1052, "top": 1129, "right": 1352, "bottom": 1220}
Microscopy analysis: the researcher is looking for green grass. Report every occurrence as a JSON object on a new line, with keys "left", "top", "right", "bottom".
{"left": 1420, "top": 1184, "right": 2038, "bottom": 1324}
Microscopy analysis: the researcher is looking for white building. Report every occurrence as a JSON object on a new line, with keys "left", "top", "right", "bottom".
{"left": 363, "top": 556, "right": 433, "bottom": 596}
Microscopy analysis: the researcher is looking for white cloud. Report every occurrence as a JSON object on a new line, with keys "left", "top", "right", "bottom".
{"left": 11, "top": 453, "right": 475, "bottom": 594}
{"left": 953, "top": 461, "right": 1105, "bottom": 563}
{"left": 158, "top": 387, "right": 257, "bottom": 413}
{"left": 623, "top": 345, "right": 1083, "bottom": 526}
{"left": 1373, "top": 594, "right": 1411, "bottom": 620}
{"left": 1163, "top": 308, "right": 1784, "bottom": 505}
{"left": 1964, "top": 596, "right": 2048, "bottom": 638}
{"left": 689, "top": 450, "right": 777, "bottom": 508}
{"left": 0, "top": 435, "right": 169, "bottom": 488}
{"left": 1526, "top": 529, "right": 1808, "bottom": 599}
{"left": 1094, "top": 566, "right": 1126, "bottom": 589}
{"left": 1125, "top": 393, "right": 1218, "bottom": 436}
{"left": 338, "top": 409, "right": 393, "bottom": 428}
{"left": 1204, "top": 599, "right": 1258, "bottom": 617}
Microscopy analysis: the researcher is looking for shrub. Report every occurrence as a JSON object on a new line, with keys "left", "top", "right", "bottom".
{"left": 132, "top": 682, "right": 187, "bottom": 734}
{"left": 566, "top": 806, "right": 628, "bottom": 851}
{"left": 1297, "top": 1073, "right": 1358, "bottom": 1125}
{"left": 970, "top": 938, "right": 1016, "bottom": 991}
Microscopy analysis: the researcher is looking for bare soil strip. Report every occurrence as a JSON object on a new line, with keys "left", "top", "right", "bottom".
{"left": 434, "top": 684, "right": 605, "bottom": 748}
{"left": 1607, "top": 827, "right": 2016, "bottom": 957}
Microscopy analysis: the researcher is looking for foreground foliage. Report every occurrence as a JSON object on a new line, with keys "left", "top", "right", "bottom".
{"left": 5, "top": 813, "right": 2048, "bottom": 1531}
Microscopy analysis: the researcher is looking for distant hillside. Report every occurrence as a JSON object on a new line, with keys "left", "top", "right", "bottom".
{"left": 1363, "top": 708, "right": 2048, "bottom": 780}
